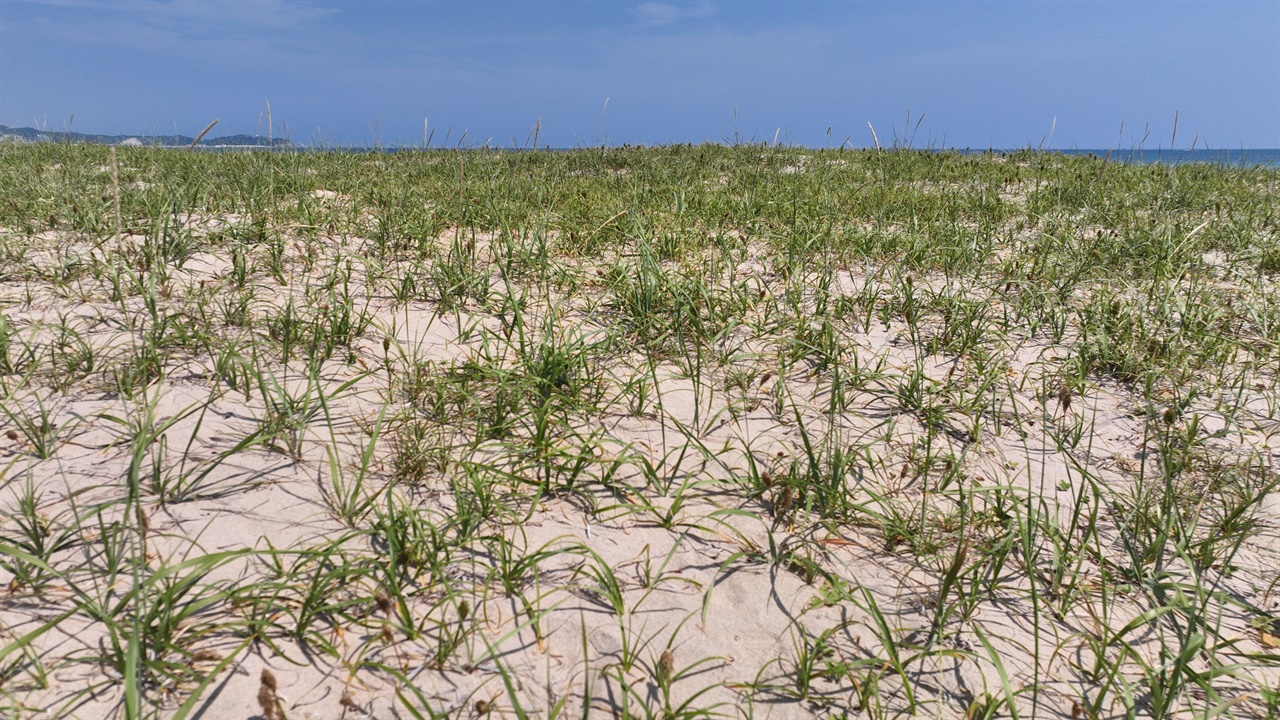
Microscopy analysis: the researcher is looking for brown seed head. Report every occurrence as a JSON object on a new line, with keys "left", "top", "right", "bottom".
{"left": 373, "top": 591, "right": 392, "bottom": 616}
{"left": 658, "top": 649, "right": 675, "bottom": 682}
{"left": 5, "top": 430, "right": 18, "bottom": 442}
{"left": 257, "top": 669, "right": 280, "bottom": 720}
{"left": 777, "top": 487, "right": 793, "bottom": 512}
{"left": 474, "top": 699, "right": 491, "bottom": 715}
{"left": 190, "top": 649, "right": 222, "bottom": 663}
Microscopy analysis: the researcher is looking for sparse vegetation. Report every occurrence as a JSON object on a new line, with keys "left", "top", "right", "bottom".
{"left": 0, "top": 143, "right": 1277, "bottom": 719}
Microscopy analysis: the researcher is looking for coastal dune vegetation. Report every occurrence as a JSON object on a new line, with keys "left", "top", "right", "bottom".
{"left": 0, "top": 142, "right": 1277, "bottom": 719}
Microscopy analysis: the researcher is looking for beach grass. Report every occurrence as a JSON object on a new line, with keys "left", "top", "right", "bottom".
{"left": 0, "top": 142, "right": 1277, "bottom": 719}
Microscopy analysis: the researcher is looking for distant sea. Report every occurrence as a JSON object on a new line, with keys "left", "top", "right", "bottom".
{"left": 988, "top": 148, "right": 1280, "bottom": 168}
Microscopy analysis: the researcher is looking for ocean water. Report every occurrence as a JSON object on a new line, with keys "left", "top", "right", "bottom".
{"left": 1052, "top": 148, "right": 1280, "bottom": 168}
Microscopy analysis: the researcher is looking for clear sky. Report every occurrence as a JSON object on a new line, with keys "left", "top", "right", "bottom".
{"left": 2, "top": 0, "right": 1277, "bottom": 149}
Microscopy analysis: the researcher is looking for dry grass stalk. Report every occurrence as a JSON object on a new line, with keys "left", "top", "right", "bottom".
{"left": 109, "top": 146, "right": 120, "bottom": 241}
{"left": 189, "top": 118, "right": 218, "bottom": 149}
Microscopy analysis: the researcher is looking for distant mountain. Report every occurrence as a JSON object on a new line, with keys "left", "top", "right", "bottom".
{"left": 0, "top": 125, "right": 291, "bottom": 148}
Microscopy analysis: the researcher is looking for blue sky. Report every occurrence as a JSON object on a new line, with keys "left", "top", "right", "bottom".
{"left": 2, "top": 0, "right": 1277, "bottom": 148}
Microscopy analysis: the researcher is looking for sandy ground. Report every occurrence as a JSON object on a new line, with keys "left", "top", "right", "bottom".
{"left": 2, "top": 204, "right": 1278, "bottom": 719}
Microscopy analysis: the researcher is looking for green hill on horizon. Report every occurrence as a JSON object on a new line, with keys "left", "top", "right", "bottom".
{"left": 0, "top": 124, "right": 291, "bottom": 147}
